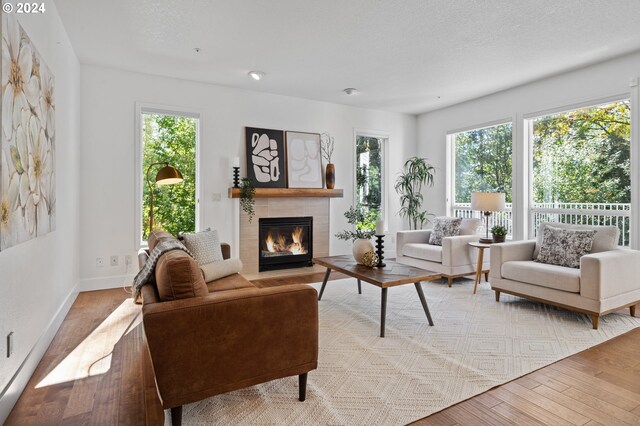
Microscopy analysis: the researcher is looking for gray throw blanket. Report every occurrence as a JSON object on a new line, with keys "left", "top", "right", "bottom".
{"left": 133, "top": 239, "right": 193, "bottom": 301}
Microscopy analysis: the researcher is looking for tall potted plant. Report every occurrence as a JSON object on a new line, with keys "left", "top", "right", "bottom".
{"left": 394, "top": 157, "right": 436, "bottom": 230}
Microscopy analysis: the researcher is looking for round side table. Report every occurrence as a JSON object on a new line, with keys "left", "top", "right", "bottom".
{"left": 468, "top": 241, "right": 492, "bottom": 294}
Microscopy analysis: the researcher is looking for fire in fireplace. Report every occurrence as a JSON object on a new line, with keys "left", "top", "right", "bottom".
{"left": 259, "top": 216, "right": 313, "bottom": 271}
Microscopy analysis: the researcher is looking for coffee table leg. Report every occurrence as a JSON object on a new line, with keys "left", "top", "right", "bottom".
{"left": 318, "top": 268, "right": 332, "bottom": 301}
{"left": 380, "top": 288, "right": 387, "bottom": 337}
{"left": 357, "top": 279, "right": 362, "bottom": 294}
{"left": 414, "top": 282, "right": 434, "bottom": 326}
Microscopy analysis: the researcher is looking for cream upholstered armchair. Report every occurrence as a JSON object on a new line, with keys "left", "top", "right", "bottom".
{"left": 396, "top": 218, "right": 486, "bottom": 286}
{"left": 490, "top": 222, "right": 640, "bottom": 329}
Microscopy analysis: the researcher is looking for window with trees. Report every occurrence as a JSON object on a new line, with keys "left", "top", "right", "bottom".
{"left": 355, "top": 134, "right": 386, "bottom": 219}
{"left": 451, "top": 122, "right": 513, "bottom": 233}
{"left": 140, "top": 109, "right": 198, "bottom": 242}
{"left": 530, "top": 99, "right": 631, "bottom": 245}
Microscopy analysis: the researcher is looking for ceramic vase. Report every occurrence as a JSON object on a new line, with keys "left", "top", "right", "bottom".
{"left": 352, "top": 238, "right": 374, "bottom": 264}
{"left": 325, "top": 163, "right": 335, "bottom": 189}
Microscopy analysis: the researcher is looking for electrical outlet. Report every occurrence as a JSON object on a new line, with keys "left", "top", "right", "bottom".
{"left": 125, "top": 255, "right": 133, "bottom": 266}
{"left": 96, "top": 257, "right": 104, "bottom": 267}
{"left": 7, "top": 332, "right": 13, "bottom": 358}
{"left": 110, "top": 255, "right": 119, "bottom": 267}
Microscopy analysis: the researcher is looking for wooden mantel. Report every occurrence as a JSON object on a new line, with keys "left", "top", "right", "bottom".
{"left": 228, "top": 187, "right": 343, "bottom": 198}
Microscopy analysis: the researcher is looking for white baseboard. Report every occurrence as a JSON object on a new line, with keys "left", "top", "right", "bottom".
{"left": 79, "top": 274, "right": 135, "bottom": 292}
{"left": 0, "top": 281, "right": 80, "bottom": 424}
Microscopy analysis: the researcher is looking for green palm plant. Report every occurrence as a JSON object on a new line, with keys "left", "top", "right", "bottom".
{"left": 394, "top": 157, "right": 436, "bottom": 230}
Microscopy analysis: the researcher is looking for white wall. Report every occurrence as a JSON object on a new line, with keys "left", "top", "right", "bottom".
{"left": 79, "top": 65, "right": 417, "bottom": 289}
{"left": 417, "top": 51, "right": 640, "bottom": 244}
{"left": 0, "top": 1, "right": 81, "bottom": 422}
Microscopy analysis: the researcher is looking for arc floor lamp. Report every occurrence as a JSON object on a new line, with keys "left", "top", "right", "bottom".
{"left": 147, "top": 162, "right": 184, "bottom": 231}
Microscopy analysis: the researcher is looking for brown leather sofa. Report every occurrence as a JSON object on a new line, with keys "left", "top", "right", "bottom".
{"left": 138, "top": 230, "right": 318, "bottom": 425}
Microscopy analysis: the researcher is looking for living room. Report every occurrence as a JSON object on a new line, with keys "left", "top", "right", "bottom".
{"left": 2, "top": 1, "right": 640, "bottom": 425}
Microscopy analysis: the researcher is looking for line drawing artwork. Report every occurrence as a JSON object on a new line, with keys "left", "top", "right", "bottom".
{"left": 286, "top": 132, "right": 322, "bottom": 188}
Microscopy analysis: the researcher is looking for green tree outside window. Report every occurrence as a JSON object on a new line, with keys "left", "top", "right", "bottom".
{"left": 142, "top": 113, "right": 197, "bottom": 240}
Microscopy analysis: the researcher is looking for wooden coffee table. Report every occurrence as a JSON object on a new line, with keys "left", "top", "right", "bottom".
{"left": 314, "top": 255, "right": 442, "bottom": 337}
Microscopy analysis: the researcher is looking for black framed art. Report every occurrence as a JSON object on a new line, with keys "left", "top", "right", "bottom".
{"left": 245, "top": 127, "right": 287, "bottom": 188}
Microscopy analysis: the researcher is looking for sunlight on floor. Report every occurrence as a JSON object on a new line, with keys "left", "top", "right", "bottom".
{"left": 36, "top": 299, "right": 141, "bottom": 388}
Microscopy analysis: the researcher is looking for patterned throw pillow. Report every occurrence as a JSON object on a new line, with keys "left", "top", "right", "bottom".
{"left": 428, "top": 217, "right": 463, "bottom": 246}
{"left": 182, "top": 229, "right": 224, "bottom": 265}
{"left": 535, "top": 226, "right": 596, "bottom": 268}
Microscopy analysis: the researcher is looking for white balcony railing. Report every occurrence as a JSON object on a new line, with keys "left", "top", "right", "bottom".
{"left": 453, "top": 202, "right": 630, "bottom": 246}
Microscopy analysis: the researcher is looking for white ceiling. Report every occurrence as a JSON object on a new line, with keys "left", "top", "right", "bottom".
{"left": 54, "top": 0, "right": 640, "bottom": 115}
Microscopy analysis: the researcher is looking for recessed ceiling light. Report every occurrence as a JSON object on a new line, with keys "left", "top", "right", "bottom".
{"left": 194, "top": 47, "right": 201, "bottom": 53}
{"left": 343, "top": 88, "right": 358, "bottom": 95}
{"left": 248, "top": 71, "right": 265, "bottom": 81}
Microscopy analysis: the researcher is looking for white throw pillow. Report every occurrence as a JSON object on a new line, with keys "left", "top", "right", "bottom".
{"left": 200, "top": 258, "right": 243, "bottom": 282}
{"left": 182, "top": 229, "right": 224, "bottom": 265}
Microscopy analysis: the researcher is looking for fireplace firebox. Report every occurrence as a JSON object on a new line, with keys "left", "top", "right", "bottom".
{"left": 259, "top": 216, "right": 313, "bottom": 271}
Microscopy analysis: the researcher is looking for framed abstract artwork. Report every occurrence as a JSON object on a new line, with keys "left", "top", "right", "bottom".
{"left": 245, "top": 127, "right": 286, "bottom": 188}
{"left": 285, "top": 131, "right": 323, "bottom": 188}
{"left": 0, "top": 13, "right": 56, "bottom": 251}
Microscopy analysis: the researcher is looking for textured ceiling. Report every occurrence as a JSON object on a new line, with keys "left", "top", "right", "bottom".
{"left": 54, "top": 0, "right": 640, "bottom": 114}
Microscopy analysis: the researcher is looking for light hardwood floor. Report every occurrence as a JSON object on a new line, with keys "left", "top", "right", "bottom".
{"left": 6, "top": 275, "right": 640, "bottom": 425}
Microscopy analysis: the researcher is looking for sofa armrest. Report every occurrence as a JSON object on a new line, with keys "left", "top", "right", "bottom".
{"left": 490, "top": 240, "right": 536, "bottom": 279}
{"left": 580, "top": 249, "right": 640, "bottom": 300}
{"left": 396, "top": 230, "right": 432, "bottom": 256}
{"left": 142, "top": 284, "right": 318, "bottom": 407}
{"left": 441, "top": 235, "right": 483, "bottom": 267}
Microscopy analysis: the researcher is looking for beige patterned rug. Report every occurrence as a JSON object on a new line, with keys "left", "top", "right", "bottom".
{"left": 171, "top": 278, "right": 640, "bottom": 425}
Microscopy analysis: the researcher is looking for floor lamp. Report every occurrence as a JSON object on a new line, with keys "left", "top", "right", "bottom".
{"left": 471, "top": 192, "right": 505, "bottom": 243}
{"left": 147, "top": 162, "right": 184, "bottom": 232}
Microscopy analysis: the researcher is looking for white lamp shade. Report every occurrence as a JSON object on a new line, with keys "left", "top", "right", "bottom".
{"left": 471, "top": 192, "right": 505, "bottom": 212}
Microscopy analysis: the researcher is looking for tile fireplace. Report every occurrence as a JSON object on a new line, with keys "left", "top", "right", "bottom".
{"left": 258, "top": 216, "right": 313, "bottom": 271}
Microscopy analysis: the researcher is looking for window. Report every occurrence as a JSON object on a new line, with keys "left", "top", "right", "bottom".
{"left": 355, "top": 134, "right": 386, "bottom": 219}
{"left": 138, "top": 108, "right": 198, "bottom": 243}
{"left": 530, "top": 99, "right": 631, "bottom": 245}
{"left": 450, "top": 122, "right": 513, "bottom": 234}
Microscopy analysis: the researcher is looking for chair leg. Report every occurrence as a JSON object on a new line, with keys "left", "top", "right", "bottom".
{"left": 631, "top": 305, "right": 637, "bottom": 317}
{"left": 447, "top": 277, "right": 453, "bottom": 287}
{"left": 591, "top": 315, "right": 599, "bottom": 330}
{"left": 494, "top": 290, "right": 500, "bottom": 302}
{"left": 171, "top": 406, "right": 183, "bottom": 426}
{"left": 299, "top": 373, "right": 308, "bottom": 401}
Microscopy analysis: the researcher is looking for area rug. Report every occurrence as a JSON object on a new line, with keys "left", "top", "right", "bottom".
{"left": 171, "top": 278, "right": 640, "bottom": 425}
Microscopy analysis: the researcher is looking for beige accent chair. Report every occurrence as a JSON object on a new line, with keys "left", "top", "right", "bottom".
{"left": 490, "top": 222, "right": 640, "bottom": 329}
{"left": 396, "top": 218, "right": 487, "bottom": 286}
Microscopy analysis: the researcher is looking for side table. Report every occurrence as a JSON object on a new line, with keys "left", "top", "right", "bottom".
{"left": 468, "top": 241, "right": 491, "bottom": 294}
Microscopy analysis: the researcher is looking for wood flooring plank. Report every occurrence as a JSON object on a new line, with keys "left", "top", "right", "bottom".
{"left": 410, "top": 409, "right": 458, "bottom": 425}
{"left": 514, "top": 375, "right": 542, "bottom": 390}
{"left": 489, "top": 402, "right": 547, "bottom": 426}
{"left": 546, "top": 363, "right": 640, "bottom": 406}
{"left": 455, "top": 399, "right": 514, "bottom": 426}
{"left": 535, "top": 384, "right": 640, "bottom": 425}
{"left": 472, "top": 392, "right": 502, "bottom": 409}
{"left": 526, "top": 370, "right": 570, "bottom": 392}
{"left": 488, "top": 387, "right": 576, "bottom": 426}
{"left": 502, "top": 381, "right": 590, "bottom": 425}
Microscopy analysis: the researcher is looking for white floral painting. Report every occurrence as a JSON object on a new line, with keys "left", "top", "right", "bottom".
{"left": 0, "top": 13, "right": 55, "bottom": 251}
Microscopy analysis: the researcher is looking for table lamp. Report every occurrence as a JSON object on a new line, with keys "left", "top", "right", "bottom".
{"left": 471, "top": 192, "right": 505, "bottom": 244}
